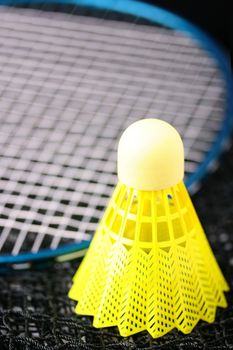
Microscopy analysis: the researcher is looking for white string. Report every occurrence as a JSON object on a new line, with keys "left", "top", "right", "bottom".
{"left": 0, "top": 6, "right": 226, "bottom": 255}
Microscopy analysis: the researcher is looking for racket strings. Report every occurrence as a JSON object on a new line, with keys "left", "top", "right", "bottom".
{"left": 0, "top": 5, "right": 226, "bottom": 256}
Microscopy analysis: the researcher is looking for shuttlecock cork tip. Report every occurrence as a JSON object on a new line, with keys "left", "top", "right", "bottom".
{"left": 118, "top": 119, "right": 184, "bottom": 191}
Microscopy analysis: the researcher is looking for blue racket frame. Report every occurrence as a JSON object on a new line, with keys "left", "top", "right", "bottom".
{"left": 0, "top": 0, "right": 233, "bottom": 264}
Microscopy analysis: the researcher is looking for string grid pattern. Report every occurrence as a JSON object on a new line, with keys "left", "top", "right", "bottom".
{"left": 0, "top": 5, "right": 226, "bottom": 257}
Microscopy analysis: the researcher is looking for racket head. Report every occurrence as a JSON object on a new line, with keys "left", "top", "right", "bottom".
{"left": 0, "top": 0, "right": 233, "bottom": 265}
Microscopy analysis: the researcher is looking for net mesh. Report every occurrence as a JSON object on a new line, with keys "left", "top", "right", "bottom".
{"left": 0, "top": 4, "right": 226, "bottom": 257}
{"left": 0, "top": 145, "right": 232, "bottom": 349}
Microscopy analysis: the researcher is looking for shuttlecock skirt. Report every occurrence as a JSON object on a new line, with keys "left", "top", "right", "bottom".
{"left": 69, "top": 181, "right": 229, "bottom": 338}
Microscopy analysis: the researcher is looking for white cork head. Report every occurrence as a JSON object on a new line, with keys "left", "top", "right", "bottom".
{"left": 117, "top": 119, "right": 184, "bottom": 191}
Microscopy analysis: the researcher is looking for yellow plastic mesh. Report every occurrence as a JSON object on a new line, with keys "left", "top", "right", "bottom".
{"left": 69, "top": 181, "right": 229, "bottom": 338}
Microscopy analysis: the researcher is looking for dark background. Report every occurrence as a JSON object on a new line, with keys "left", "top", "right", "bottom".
{"left": 144, "top": 0, "right": 232, "bottom": 66}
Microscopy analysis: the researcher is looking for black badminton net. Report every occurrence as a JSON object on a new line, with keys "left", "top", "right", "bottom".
{"left": 0, "top": 4, "right": 227, "bottom": 258}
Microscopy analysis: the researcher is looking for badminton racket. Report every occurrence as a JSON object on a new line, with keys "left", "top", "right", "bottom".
{"left": 0, "top": 0, "right": 232, "bottom": 269}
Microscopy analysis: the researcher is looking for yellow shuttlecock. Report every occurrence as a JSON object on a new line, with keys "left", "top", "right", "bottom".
{"left": 69, "top": 119, "right": 229, "bottom": 338}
